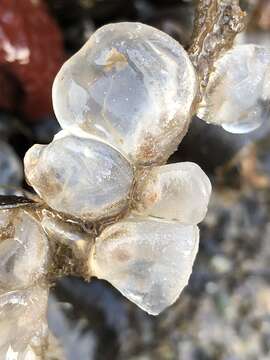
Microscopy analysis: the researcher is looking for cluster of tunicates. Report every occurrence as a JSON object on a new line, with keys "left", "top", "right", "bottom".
{"left": 3, "top": 19, "right": 270, "bottom": 359}
{"left": 23, "top": 22, "right": 211, "bottom": 317}
{"left": 0, "top": 203, "right": 91, "bottom": 359}
{"left": 0, "top": 208, "right": 49, "bottom": 359}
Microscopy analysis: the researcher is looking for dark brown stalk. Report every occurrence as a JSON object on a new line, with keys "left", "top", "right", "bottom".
{"left": 189, "top": 0, "right": 247, "bottom": 100}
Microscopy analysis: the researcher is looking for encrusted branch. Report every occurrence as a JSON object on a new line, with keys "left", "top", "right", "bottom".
{"left": 189, "top": 0, "right": 247, "bottom": 99}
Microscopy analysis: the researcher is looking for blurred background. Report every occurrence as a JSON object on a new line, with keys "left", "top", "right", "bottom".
{"left": 1, "top": 0, "right": 270, "bottom": 359}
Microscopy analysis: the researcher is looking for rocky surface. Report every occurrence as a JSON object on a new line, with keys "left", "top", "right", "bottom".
{"left": 0, "top": 140, "right": 23, "bottom": 187}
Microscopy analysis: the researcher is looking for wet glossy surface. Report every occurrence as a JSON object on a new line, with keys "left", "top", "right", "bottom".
{"left": 0, "top": 209, "right": 48, "bottom": 291}
{"left": 91, "top": 218, "right": 199, "bottom": 315}
{"left": 53, "top": 22, "right": 197, "bottom": 165}
{"left": 197, "top": 45, "right": 270, "bottom": 134}
{"left": 134, "top": 162, "right": 211, "bottom": 224}
{"left": 24, "top": 133, "right": 134, "bottom": 220}
{"left": 0, "top": 286, "right": 49, "bottom": 359}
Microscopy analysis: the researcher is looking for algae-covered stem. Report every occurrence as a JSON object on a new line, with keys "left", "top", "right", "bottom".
{"left": 189, "top": 0, "right": 247, "bottom": 101}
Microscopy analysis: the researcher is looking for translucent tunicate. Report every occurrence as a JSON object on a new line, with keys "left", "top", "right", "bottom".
{"left": 0, "top": 286, "right": 49, "bottom": 359}
{"left": 91, "top": 217, "right": 199, "bottom": 315}
{"left": 133, "top": 162, "right": 211, "bottom": 224}
{"left": 0, "top": 209, "right": 48, "bottom": 291}
{"left": 24, "top": 133, "right": 134, "bottom": 221}
{"left": 52, "top": 22, "right": 198, "bottom": 165}
{"left": 197, "top": 44, "right": 270, "bottom": 134}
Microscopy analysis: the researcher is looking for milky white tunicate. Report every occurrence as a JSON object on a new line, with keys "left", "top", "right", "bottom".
{"left": 134, "top": 162, "right": 211, "bottom": 224}
{"left": 0, "top": 209, "right": 48, "bottom": 291}
{"left": 0, "top": 286, "right": 48, "bottom": 359}
{"left": 197, "top": 44, "right": 270, "bottom": 134}
{"left": 24, "top": 134, "right": 133, "bottom": 220}
{"left": 52, "top": 22, "right": 198, "bottom": 165}
{"left": 91, "top": 218, "right": 199, "bottom": 315}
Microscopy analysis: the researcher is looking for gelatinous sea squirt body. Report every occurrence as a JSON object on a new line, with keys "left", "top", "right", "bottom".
{"left": 23, "top": 22, "right": 211, "bottom": 315}
{"left": 24, "top": 133, "right": 134, "bottom": 221}
{"left": 52, "top": 22, "right": 198, "bottom": 165}
{"left": 133, "top": 162, "right": 212, "bottom": 224}
{"left": 197, "top": 44, "right": 270, "bottom": 134}
{"left": 91, "top": 218, "right": 200, "bottom": 315}
{"left": 90, "top": 162, "right": 211, "bottom": 314}
{"left": 0, "top": 208, "right": 48, "bottom": 291}
{"left": 0, "top": 208, "right": 50, "bottom": 358}
{"left": 0, "top": 286, "right": 49, "bottom": 359}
